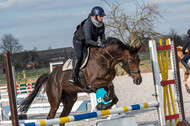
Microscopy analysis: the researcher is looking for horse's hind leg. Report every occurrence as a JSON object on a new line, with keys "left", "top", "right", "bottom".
{"left": 59, "top": 93, "right": 77, "bottom": 126}
{"left": 47, "top": 101, "right": 61, "bottom": 120}
{"left": 184, "top": 73, "right": 190, "bottom": 94}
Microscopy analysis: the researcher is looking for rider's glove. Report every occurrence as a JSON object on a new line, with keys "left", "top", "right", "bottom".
{"left": 99, "top": 43, "right": 106, "bottom": 48}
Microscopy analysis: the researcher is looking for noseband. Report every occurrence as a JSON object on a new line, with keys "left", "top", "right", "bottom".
{"left": 105, "top": 50, "right": 140, "bottom": 76}
{"left": 124, "top": 52, "right": 141, "bottom": 76}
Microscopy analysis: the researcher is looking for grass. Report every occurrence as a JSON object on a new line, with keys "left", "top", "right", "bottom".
{"left": 0, "top": 67, "right": 50, "bottom": 85}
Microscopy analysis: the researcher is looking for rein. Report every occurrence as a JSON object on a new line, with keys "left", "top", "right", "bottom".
{"left": 100, "top": 48, "right": 140, "bottom": 76}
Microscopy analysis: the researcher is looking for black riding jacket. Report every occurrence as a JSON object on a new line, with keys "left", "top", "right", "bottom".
{"left": 74, "top": 14, "right": 106, "bottom": 46}
{"left": 182, "top": 36, "right": 190, "bottom": 53}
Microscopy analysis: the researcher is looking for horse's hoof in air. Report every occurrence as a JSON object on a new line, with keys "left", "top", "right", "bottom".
{"left": 96, "top": 103, "right": 105, "bottom": 110}
{"left": 185, "top": 72, "right": 190, "bottom": 75}
{"left": 187, "top": 89, "right": 190, "bottom": 94}
{"left": 102, "top": 103, "right": 112, "bottom": 110}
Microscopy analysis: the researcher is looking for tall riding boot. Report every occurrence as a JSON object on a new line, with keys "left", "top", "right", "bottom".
{"left": 181, "top": 60, "right": 190, "bottom": 74}
{"left": 68, "top": 58, "right": 81, "bottom": 85}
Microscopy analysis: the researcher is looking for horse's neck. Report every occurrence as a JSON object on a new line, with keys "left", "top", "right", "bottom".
{"left": 89, "top": 47, "right": 118, "bottom": 68}
{"left": 90, "top": 47, "right": 102, "bottom": 56}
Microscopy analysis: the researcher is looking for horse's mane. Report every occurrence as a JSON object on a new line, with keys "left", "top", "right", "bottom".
{"left": 106, "top": 37, "right": 139, "bottom": 53}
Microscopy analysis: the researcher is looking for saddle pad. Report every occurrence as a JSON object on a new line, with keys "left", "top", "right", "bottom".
{"left": 62, "top": 48, "right": 90, "bottom": 71}
{"left": 62, "top": 58, "right": 73, "bottom": 71}
{"left": 80, "top": 47, "right": 90, "bottom": 69}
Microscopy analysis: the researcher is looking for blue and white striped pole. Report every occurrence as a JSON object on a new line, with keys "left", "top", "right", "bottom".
{"left": 21, "top": 101, "right": 158, "bottom": 126}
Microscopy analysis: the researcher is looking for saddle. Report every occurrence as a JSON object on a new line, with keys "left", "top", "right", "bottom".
{"left": 62, "top": 47, "right": 95, "bottom": 93}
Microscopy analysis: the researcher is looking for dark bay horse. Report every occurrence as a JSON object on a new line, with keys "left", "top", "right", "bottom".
{"left": 177, "top": 46, "right": 190, "bottom": 94}
{"left": 18, "top": 37, "right": 142, "bottom": 125}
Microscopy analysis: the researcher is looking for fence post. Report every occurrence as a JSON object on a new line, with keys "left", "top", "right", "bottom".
{"left": 4, "top": 51, "right": 19, "bottom": 126}
{"left": 23, "top": 70, "right": 27, "bottom": 83}
{"left": 171, "top": 37, "right": 190, "bottom": 126}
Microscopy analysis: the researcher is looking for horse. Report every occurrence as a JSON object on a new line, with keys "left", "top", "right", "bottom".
{"left": 176, "top": 46, "right": 190, "bottom": 94}
{"left": 18, "top": 37, "right": 142, "bottom": 126}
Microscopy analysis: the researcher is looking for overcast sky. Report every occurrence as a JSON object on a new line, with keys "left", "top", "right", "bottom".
{"left": 0, "top": 0, "right": 189, "bottom": 51}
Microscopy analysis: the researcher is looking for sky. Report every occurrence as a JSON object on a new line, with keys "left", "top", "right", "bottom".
{"left": 0, "top": 0, "right": 189, "bottom": 51}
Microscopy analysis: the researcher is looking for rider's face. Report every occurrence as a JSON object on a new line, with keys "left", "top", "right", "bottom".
{"left": 97, "top": 15, "right": 103, "bottom": 22}
{"left": 93, "top": 15, "right": 103, "bottom": 22}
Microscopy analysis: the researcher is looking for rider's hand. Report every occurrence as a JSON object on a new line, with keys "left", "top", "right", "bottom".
{"left": 99, "top": 43, "right": 106, "bottom": 48}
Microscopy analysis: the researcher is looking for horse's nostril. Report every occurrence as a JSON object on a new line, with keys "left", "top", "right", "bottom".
{"left": 132, "top": 75, "right": 142, "bottom": 85}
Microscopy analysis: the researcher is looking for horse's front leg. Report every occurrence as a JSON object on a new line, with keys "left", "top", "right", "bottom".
{"left": 184, "top": 73, "right": 190, "bottom": 94}
{"left": 96, "top": 82, "right": 118, "bottom": 110}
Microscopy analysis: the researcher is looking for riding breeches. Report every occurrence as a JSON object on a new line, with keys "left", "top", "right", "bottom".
{"left": 181, "top": 52, "right": 190, "bottom": 62}
{"left": 73, "top": 36, "right": 84, "bottom": 60}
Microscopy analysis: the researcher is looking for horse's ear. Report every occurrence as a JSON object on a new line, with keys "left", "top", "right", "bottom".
{"left": 129, "top": 46, "right": 133, "bottom": 53}
{"left": 137, "top": 45, "right": 142, "bottom": 52}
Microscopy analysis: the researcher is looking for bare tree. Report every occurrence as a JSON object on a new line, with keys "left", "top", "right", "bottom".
{"left": 104, "top": 0, "right": 163, "bottom": 46}
{"left": 0, "top": 33, "right": 23, "bottom": 53}
{"left": 169, "top": 28, "right": 178, "bottom": 36}
{"left": 33, "top": 47, "right": 38, "bottom": 51}
{"left": 48, "top": 46, "right": 52, "bottom": 50}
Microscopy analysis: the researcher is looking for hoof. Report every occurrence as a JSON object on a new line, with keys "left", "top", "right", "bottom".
{"left": 96, "top": 103, "right": 112, "bottom": 110}
{"left": 103, "top": 93, "right": 110, "bottom": 102}
{"left": 185, "top": 72, "right": 189, "bottom": 75}
{"left": 18, "top": 114, "right": 27, "bottom": 120}
{"left": 96, "top": 103, "right": 105, "bottom": 110}
{"left": 187, "top": 89, "right": 190, "bottom": 94}
{"left": 102, "top": 103, "right": 112, "bottom": 110}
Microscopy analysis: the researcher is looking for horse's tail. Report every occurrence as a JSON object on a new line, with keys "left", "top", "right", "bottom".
{"left": 18, "top": 73, "right": 49, "bottom": 113}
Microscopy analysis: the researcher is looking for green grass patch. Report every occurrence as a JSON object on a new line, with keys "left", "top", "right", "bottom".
{"left": 0, "top": 67, "right": 50, "bottom": 85}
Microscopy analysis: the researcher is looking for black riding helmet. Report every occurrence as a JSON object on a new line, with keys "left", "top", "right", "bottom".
{"left": 91, "top": 6, "right": 106, "bottom": 16}
{"left": 187, "top": 29, "right": 190, "bottom": 36}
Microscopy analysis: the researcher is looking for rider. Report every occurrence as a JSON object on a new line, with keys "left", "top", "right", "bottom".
{"left": 181, "top": 29, "right": 190, "bottom": 74}
{"left": 69, "top": 6, "right": 107, "bottom": 85}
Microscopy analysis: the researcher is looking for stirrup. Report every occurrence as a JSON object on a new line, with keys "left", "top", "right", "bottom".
{"left": 68, "top": 77, "right": 78, "bottom": 85}
{"left": 68, "top": 78, "right": 75, "bottom": 84}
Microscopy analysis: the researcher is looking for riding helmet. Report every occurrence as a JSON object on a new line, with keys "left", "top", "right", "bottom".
{"left": 91, "top": 6, "right": 106, "bottom": 16}
{"left": 187, "top": 29, "right": 190, "bottom": 36}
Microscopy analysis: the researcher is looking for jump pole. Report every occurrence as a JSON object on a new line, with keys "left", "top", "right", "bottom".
{"left": 21, "top": 101, "right": 158, "bottom": 126}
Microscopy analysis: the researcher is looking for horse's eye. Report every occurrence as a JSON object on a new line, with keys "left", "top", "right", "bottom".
{"left": 129, "top": 61, "right": 133, "bottom": 64}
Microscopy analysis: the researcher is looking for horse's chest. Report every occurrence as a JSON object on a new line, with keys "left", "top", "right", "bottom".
{"left": 104, "top": 70, "right": 116, "bottom": 80}
{"left": 104, "top": 74, "right": 113, "bottom": 80}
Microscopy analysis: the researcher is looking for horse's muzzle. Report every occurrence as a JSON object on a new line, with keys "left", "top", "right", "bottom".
{"left": 131, "top": 74, "right": 142, "bottom": 85}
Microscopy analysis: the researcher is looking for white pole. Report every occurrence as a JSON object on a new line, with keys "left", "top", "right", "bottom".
{"left": 12, "top": 66, "right": 17, "bottom": 98}
{"left": 149, "top": 40, "right": 166, "bottom": 126}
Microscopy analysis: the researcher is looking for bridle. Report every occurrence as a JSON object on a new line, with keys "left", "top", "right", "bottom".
{"left": 123, "top": 51, "right": 141, "bottom": 75}
{"left": 103, "top": 49, "right": 141, "bottom": 76}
